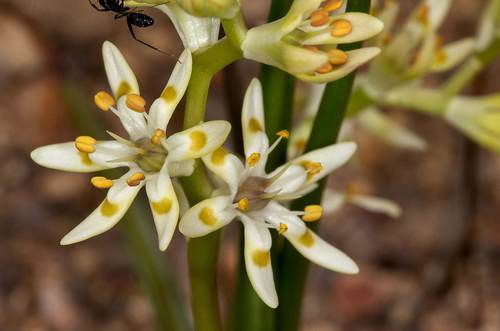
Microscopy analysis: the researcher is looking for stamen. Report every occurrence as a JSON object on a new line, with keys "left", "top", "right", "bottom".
{"left": 237, "top": 198, "right": 249, "bottom": 211}
{"left": 303, "top": 161, "right": 323, "bottom": 178}
{"left": 417, "top": 4, "right": 429, "bottom": 26}
{"left": 75, "top": 136, "right": 97, "bottom": 154}
{"left": 331, "top": 19, "right": 352, "bottom": 37}
{"left": 316, "top": 61, "right": 334, "bottom": 74}
{"left": 323, "top": 0, "right": 343, "bottom": 12}
{"left": 328, "top": 49, "right": 348, "bottom": 65}
{"left": 127, "top": 172, "right": 146, "bottom": 186}
{"left": 94, "top": 91, "right": 115, "bottom": 111}
{"left": 247, "top": 153, "right": 261, "bottom": 167}
{"left": 278, "top": 223, "right": 288, "bottom": 235}
{"left": 91, "top": 176, "right": 113, "bottom": 189}
{"left": 302, "top": 205, "right": 323, "bottom": 222}
{"left": 276, "top": 130, "right": 290, "bottom": 139}
{"left": 311, "top": 9, "right": 330, "bottom": 27}
{"left": 126, "top": 94, "right": 147, "bottom": 113}
{"left": 151, "top": 129, "right": 166, "bottom": 145}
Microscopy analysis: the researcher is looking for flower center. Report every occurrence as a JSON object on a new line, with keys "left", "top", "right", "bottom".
{"left": 234, "top": 176, "right": 272, "bottom": 211}
{"left": 134, "top": 138, "right": 168, "bottom": 173}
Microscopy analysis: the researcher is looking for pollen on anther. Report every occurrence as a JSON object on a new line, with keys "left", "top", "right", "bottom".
{"left": 323, "top": 0, "right": 343, "bottom": 12}
{"left": 328, "top": 49, "right": 348, "bottom": 65}
{"left": 151, "top": 129, "right": 166, "bottom": 145}
{"left": 311, "top": 9, "right": 330, "bottom": 27}
{"left": 247, "top": 153, "right": 261, "bottom": 167}
{"left": 238, "top": 198, "right": 249, "bottom": 211}
{"left": 276, "top": 130, "right": 290, "bottom": 139}
{"left": 331, "top": 19, "right": 352, "bottom": 37}
{"left": 75, "top": 136, "right": 97, "bottom": 154}
{"left": 302, "top": 205, "right": 323, "bottom": 222}
{"left": 127, "top": 172, "right": 146, "bottom": 187}
{"left": 91, "top": 176, "right": 113, "bottom": 189}
{"left": 316, "top": 61, "right": 334, "bottom": 74}
{"left": 126, "top": 94, "right": 146, "bottom": 113}
{"left": 94, "top": 91, "right": 115, "bottom": 111}
{"left": 303, "top": 161, "right": 323, "bottom": 177}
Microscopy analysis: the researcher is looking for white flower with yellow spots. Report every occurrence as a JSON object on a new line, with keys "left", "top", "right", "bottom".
{"left": 179, "top": 79, "right": 358, "bottom": 308}
{"left": 241, "top": 0, "right": 383, "bottom": 83}
{"left": 31, "top": 41, "right": 231, "bottom": 250}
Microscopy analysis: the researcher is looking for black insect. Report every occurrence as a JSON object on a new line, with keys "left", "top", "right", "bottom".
{"left": 89, "top": 0, "right": 167, "bottom": 54}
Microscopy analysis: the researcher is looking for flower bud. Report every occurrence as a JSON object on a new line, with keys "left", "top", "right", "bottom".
{"left": 176, "top": 0, "right": 240, "bottom": 19}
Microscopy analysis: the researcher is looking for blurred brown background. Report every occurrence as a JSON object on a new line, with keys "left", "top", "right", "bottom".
{"left": 0, "top": 0, "right": 499, "bottom": 330}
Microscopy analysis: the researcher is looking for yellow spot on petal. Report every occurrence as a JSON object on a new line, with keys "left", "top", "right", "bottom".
{"left": 199, "top": 207, "right": 217, "bottom": 226}
{"left": 249, "top": 117, "right": 263, "bottom": 133}
{"left": 247, "top": 153, "right": 261, "bottom": 167}
{"left": 252, "top": 249, "right": 270, "bottom": 267}
{"left": 302, "top": 205, "right": 323, "bottom": 222}
{"left": 417, "top": 4, "right": 429, "bottom": 26}
{"left": 161, "top": 86, "right": 177, "bottom": 102}
{"left": 101, "top": 199, "right": 119, "bottom": 217}
{"left": 211, "top": 147, "right": 227, "bottom": 165}
{"left": 152, "top": 197, "right": 173, "bottom": 215}
{"left": 94, "top": 91, "right": 115, "bottom": 111}
{"left": 278, "top": 223, "right": 288, "bottom": 235}
{"left": 189, "top": 130, "right": 207, "bottom": 152}
{"left": 126, "top": 94, "right": 146, "bottom": 113}
{"left": 79, "top": 152, "right": 93, "bottom": 166}
{"left": 127, "top": 172, "right": 145, "bottom": 187}
{"left": 299, "top": 230, "right": 315, "bottom": 247}
{"left": 116, "top": 81, "right": 133, "bottom": 99}
{"left": 91, "top": 176, "right": 113, "bottom": 189}
{"left": 301, "top": 161, "right": 323, "bottom": 180}
{"left": 276, "top": 130, "right": 289, "bottom": 139}
{"left": 237, "top": 198, "right": 249, "bottom": 211}
{"left": 435, "top": 50, "right": 448, "bottom": 64}
{"left": 331, "top": 19, "right": 352, "bottom": 37}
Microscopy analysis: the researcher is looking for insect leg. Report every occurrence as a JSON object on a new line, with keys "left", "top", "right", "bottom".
{"left": 88, "top": 0, "right": 109, "bottom": 11}
{"left": 126, "top": 17, "right": 170, "bottom": 55}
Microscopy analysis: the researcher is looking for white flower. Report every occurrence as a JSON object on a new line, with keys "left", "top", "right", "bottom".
{"left": 241, "top": 0, "right": 383, "bottom": 83}
{"left": 476, "top": 0, "right": 500, "bottom": 51}
{"left": 125, "top": 1, "right": 221, "bottom": 51}
{"left": 445, "top": 94, "right": 500, "bottom": 152}
{"left": 31, "top": 41, "right": 231, "bottom": 250}
{"left": 179, "top": 79, "right": 358, "bottom": 308}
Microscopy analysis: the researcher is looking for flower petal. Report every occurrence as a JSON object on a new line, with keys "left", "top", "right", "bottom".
{"left": 148, "top": 50, "right": 192, "bottom": 133}
{"left": 357, "top": 107, "right": 427, "bottom": 151}
{"left": 266, "top": 164, "right": 308, "bottom": 195}
{"left": 256, "top": 201, "right": 306, "bottom": 237}
{"left": 179, "top": 196, "right": 236, "bottom": 238}
{"left": 102, "top": 41, "right": 140, "bottom": 99}
{"left": 291, "top": 142, "right": 356, "bottom": 184}
{"left": 115, "top": 96, "right": 149, "bottom": 141}
{"left": 158, "top": 4, "right": 220, "bottom": 51}
{"left": 168, "top": 159, "right": 195, "bottom": 177}
{"left": 321, "top": 189, "right": 347, "bottom": 215}
{"left": 349, "top": 194, "right": 402, "bottom": 218}
{"left": 240, "top": 215, "right": 278, "bottom": 308}
{"left": 60, "top": 170, "right": 143, "bottom": 245}
{"left": 146, "top": 162, "right": 179, "bottom": 251}
{"left": 202, "top": 148, "right": 245, "bottom": 194}
{"left": 297, "top": 47, "right": 381, "bottom": 84}
{"left": 431, "top": 38, "right": 476, "bottom": 72}
{"left": 284, "top": 229, "right": 358, "bottom": 274}
{"left": 165, "top": 121, "right": 231, "bottom": 162}
{"left": 301, "top": 13, "right": 384, "bottom": 45}
{"left": 242, "top": 79, "right": 270, "bottom": 170}
{"left": 31, "top": 141, "right": 131, "bottom": 173}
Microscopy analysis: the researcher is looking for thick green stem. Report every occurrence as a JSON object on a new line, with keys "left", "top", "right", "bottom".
{"left": 180, "top": 25, "right": 244, "bottom": 331}
{"left": 275, "top": 2, "right": 371, "bottom": 330}
{"left": 230, "top": 1, "right": 294, "bottom": 330}
{"left": 62, "top": 82, "right": 190, "bottom": 331}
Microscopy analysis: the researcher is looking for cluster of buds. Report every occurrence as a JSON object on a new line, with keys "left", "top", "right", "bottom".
{"left": 242, "top": 0, "right": 383, "bottom": 83}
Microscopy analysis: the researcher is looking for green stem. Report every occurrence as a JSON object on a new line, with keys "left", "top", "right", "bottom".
{"left": 275, "top": 2, "right": 371, "bottom": 330}
{"left": 230, "top": 1, "right": 294, "bottom": 330}
{"left": 62, "top": 82, "right": 190, "bottom": 331}
{"left": 443, "top": 37, "right": 500, "bottom": 97}
{"left": 180, "top": 22, "right": 244, "bottom": 331}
